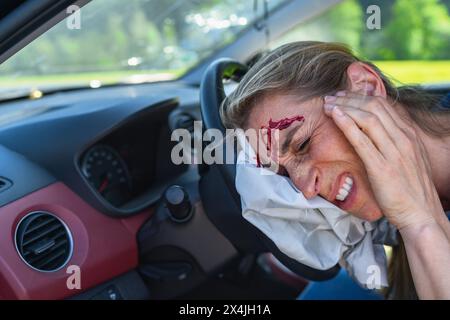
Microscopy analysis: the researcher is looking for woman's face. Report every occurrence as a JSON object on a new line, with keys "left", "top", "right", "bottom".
{"left": 247, "top": 93, "right": 383, "bottom": 221}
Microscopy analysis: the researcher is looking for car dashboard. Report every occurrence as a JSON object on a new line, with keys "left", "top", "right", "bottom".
{"left": 0, "top": 81, "right": 238, "bottom": 299}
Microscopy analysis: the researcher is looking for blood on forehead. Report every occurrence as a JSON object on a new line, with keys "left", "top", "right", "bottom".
{"left": 256, "top": 115, "right": 305, "bottom": 167}
{"left": 264, "top": 115, "right": 305, "bottom": 130}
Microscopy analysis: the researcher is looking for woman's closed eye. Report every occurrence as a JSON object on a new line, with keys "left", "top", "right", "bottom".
{"left": 278, "top": 138, "right": 310, "bottom": 177}
{"left": 296, "top": 137, "right": 311, "bottom": 153}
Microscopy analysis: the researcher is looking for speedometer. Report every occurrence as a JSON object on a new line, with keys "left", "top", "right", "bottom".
{"left": 81, "top": 145, "right": 132, "bottom": 207}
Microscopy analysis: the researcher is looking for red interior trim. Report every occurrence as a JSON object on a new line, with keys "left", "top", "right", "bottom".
{"left": 0, "top": 182, "right": 153, "bottom": 299}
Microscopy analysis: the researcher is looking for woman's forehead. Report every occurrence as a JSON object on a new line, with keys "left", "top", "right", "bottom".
{"left": 249, "top": 94, "right": 322, "bottom": 129}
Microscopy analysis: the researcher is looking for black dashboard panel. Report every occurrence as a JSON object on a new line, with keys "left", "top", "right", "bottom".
{"left": 0, "top": 145, "right": 55, "bottom": 207}
{"left": 0, "top": 82, "right": 201, "bottom": 216}
{"left": 77, "top": 99, "right": 187, "bottom": 210}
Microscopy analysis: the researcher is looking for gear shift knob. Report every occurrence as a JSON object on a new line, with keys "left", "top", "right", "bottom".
{"left": 164, "top": 185, "right": 193, "bottom": 222}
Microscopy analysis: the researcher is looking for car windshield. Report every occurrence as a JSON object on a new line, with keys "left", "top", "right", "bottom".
{"left": 0, "top": 0, "right": 287, "bottom": 99}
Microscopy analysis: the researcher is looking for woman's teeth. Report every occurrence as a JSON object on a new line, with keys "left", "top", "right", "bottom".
{"left": 336, "top": 177, "right": 353, "bottom": 201}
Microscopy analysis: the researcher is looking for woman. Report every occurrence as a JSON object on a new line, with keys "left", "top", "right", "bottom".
{"left": 220, "top": 41, "right": 450, "bottom": 299}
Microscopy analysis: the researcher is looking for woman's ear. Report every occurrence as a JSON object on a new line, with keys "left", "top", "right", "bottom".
{"left": 346, "top": 62, "right": 387, "bottom": 97}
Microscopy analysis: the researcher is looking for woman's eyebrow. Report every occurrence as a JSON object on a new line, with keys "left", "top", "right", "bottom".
{"left": 281, "top": 124, "right": 303, "bottom": 154}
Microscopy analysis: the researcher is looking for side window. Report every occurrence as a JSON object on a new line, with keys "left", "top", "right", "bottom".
{"left": 272, "top": 0, "right": 450, "bottom": 85}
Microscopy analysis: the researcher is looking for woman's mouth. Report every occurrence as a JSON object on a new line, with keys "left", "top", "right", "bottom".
{"left": 336, "top": 176, "right": 353, "bottom": 201}
{"left": 331, "top": 173, "right": 356, "bottom": 210}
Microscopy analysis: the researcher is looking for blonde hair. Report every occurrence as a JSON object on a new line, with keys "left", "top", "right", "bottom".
{"left": 220, "top": 41, "right": 450, "bottom": 135}
{"left": 220, "top": 41, "right": 450, "bottom": 299}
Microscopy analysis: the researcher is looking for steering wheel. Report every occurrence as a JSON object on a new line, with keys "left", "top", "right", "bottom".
{"left": 199, "top": 58, "right": 340, "bottom": 281}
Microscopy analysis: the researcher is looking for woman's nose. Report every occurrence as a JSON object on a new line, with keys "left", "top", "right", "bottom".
{"left": 293, "top": 166, "right": 321, "bottom": 199}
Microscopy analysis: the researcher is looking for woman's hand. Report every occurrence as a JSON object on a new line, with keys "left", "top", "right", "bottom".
{"left": 322, "top": 91, "right": 445, "bottom": 230}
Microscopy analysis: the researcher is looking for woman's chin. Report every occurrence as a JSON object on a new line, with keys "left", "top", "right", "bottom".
{"left": 353, "top": 203, "right": 383, "bottom": 222}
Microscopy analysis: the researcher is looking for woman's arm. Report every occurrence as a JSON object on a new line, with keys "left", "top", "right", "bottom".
{"left": 401, "top": 220, "right": 450, "bottom": 299}
{"left": 323, "top": 91, "right": 450, "bottom": 299}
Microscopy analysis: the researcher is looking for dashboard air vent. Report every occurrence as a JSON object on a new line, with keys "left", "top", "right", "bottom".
{"left": 15, "top": 212, "right": 73, "bottom": 272}
{"left": 0, "top": 177, "right": 12, "bottom": 193}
